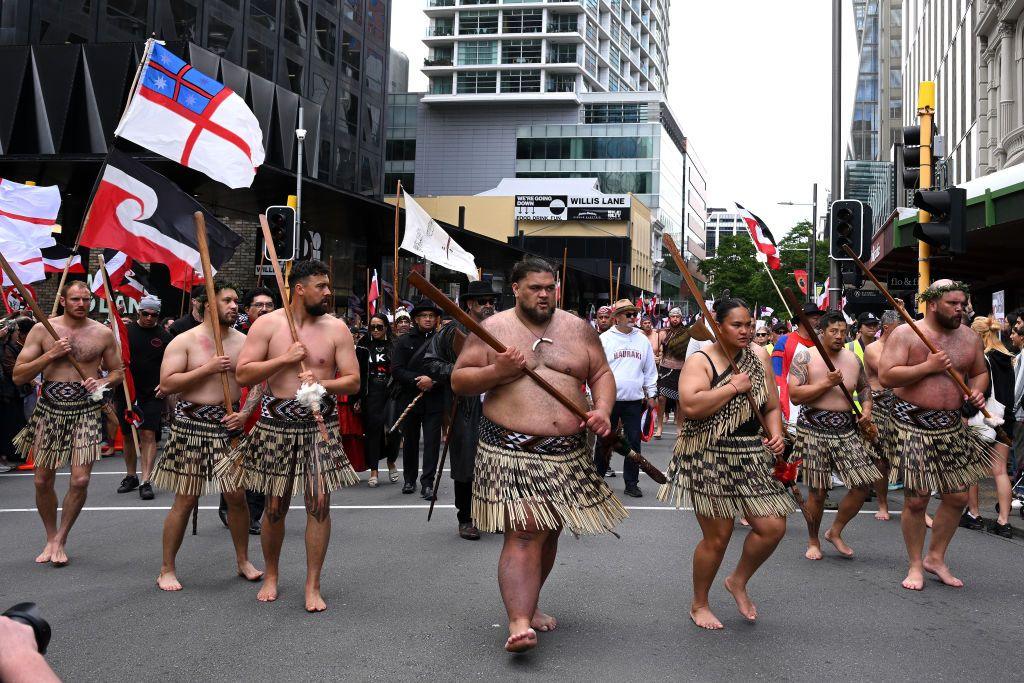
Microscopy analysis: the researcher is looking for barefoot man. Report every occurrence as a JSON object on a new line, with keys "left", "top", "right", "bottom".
{"left": 153, "top": 281, "right": 263, "bottom": 590}
{"left": 221, "top": 260, "right": 360, "bottom": 611}
{"left": 13, "top": 282, "right": 122, "bottom": 566}
{"left": 879, "top": 280, "right": 990, "bottom": 590}
{"left": 451, "top": 258, "right": 627, "bottom": 653}
{"left": 862, "top": 309, "right": 904, "bottom": 520}
{"left": 789, "top": 312, "right": 881, "bottom": 560}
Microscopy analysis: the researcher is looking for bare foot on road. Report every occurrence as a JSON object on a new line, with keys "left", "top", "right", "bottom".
{"left": 157, "top": 571, "right": 183, "bottom": 591}
{"left": 824, "top": 528, "right": 854, "bottom": 557}
{"left": 901, "top": 568, "right": 925, "bottom": 591}
{"left": 505, "top": 624, "right": 538, "bottom": 653}
{"left": 237, "top": 561, "right": 264, "bottom": 582}
{"left": 531, "top": 610, "right": 557, "bottom": 632}
{"left": 874, "top": 509, "right": 890, "bottom": 521}
{"left": 923, "top": 559, "right": 963, "bottom": 588}
{"left": 689, "top": 606, "right": 723, "bottom": 630}
{"left": 257, "top": 576, "right": 278, "bottom": 602}
{"left": 305, "top": 587, "right": 327, "bottom": 613}
{"left": 804, "top": 543, "right": 823, "bottom": 560}
{"left": 724, "top": 575, "right": 757, "bottom": 622}
{"left": 50, "top": 545, "right": 69, "bottom": 567}
{"left": 924, "top": 513, "right": 934, "bottom": 528}
{"left": 35, "top": 542, "right": 55, "bottom": 564}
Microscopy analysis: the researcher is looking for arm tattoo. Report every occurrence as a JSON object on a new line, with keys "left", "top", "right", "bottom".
{"left": 856, "top": 362, "right": 869, "bottom": 393}
{"left": 790, "top": 348, "right": 810, "bottom": 385}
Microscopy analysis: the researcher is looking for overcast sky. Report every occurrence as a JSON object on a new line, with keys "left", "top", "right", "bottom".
{"left": 390, "top": 0, "right": 858, "bottom": 238}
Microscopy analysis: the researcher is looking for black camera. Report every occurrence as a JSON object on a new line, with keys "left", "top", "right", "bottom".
{"left": 3, "top": 603, "right": 51, "bottom": 654}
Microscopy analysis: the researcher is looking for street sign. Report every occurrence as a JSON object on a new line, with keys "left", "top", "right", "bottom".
{"left": 886, "top": 274, "right": 919, "bottom": 289}
{"left": 515, "top": 194, "right": 630, "bottom": 221}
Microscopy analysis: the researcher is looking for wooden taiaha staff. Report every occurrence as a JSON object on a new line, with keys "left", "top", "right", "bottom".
{"left": 608, "top": 260, "right": 613, "bottom": 302}
{"left": 258, "top": 213, "right": 330, "bottom": 443}
{"left": 560, "top": 246, "right": 568, "bottom": 309}
{"left": 388, "top": 391, "right": 424, "bottom": 434}
{"left": 408, "top": 271, "right": 667, "bottom": 484}
{"left": 0, "top": 250, "right": 119, "bottom": 422}
{"left": 662, "top": 235, "right": 773, "bottom": 438}
{"left": 192, "top": 212, "right": 236, "bottom": 418}
{"left": 97, "top": 257, "right": 144, "bottom": 475}
{"left": 427, "top": 329, "right": 467, "bottom": 520}
{"left": 781, "top": 286, "right": 878, "bottom": 442}
{"left": 841, "top": 243, "right": 1010, "bottom": 445}
{"left": 614, "top": 265, "right": 621, "bottom": 301}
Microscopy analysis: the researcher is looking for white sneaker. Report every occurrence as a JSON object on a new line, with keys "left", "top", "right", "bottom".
{"left": 830, "top": 474, "right": 845, "bottom": 488}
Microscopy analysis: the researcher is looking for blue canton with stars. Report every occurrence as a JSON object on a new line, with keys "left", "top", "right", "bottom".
{"left": 140, "top": 43, "right": 225, "bottom": 116}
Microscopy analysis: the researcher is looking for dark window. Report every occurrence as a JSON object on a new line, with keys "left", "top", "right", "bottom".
{"left": 456, "top": 70, "right": 497, "bottom": 94}
{"left": 284, "top": 0, "right": 309, "bottom": 46}
{"left": 366, "top": 0, "right": 386, "bottom": 41}
{"left": 339, "top": 89, "right": 359, "bottom": 135}
{"left": 360, "top": 153, "right": 380, "bottom": 195}
{"left": 168, "top": 0, "right": 199, "bottom": 41}
{"left": 343, "top": 0, "right": 363, "bottom": 24}
{"left": 459, "top": 11, "right": 498, "bottom": 35}
{"left": 246, "top": 37, "right": 275, "bottom": 81}
{"left": 385, "top": 173, "right": 414, "bottom": 194}
{"left": 106, "top": 0, "right": 148, "bottom": 39}
{"left": 285, "top": 58, "right": 303, "bottom": 93}
{"left": 319, "top": 139, "right": 332, "bottom": 181}
{"left": 500, "top": 70, "right": 540, "bottom": 93}
{"left": 249, "top": 0, "right": 276, "bottom": 31}
{"left": 206, "top": 16, "right": 238, "bottom": 59}
{"left": 386, "top": 139, "right": 416, "bottom": 161}
{"left": 314, "top": 13, "right": 337, "bottom": 64}
{"left": 365, "top": 50, "right": 383, "bottom": 92}
{"left": 341, "top": 32, "right": 361, "bottom": 81}
{"left": 502, "top": 40, "right": 542, "bottom": 64}
{"left": 502, "top": 9, "right": 542, "bottom": 33}
{"left": 363, "top": 103, "right": 381, "bottom": 146}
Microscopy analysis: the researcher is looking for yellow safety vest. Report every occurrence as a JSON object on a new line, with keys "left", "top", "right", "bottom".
{"left": 846, "top": 339, "right": 866, "bottom": 410}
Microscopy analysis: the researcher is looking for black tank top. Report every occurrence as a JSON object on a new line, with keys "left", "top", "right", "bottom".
{"left": 695, "top": 349, "right": 762, "bottom": 436}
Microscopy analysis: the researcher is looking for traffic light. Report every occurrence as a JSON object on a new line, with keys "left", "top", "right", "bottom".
{"left": 264, "top": 205, "right": 297, "bottom": 261}
{"left": 912, "top": 187, "right": 967, "bottom": 254}
{"left": 828, "top": 199, "right": 869, "bottom": 260}
{"left": 899, "top": 125, "right": 924, "bottom": 190}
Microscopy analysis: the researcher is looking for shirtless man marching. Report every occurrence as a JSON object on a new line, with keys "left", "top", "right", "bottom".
{"left": 13, "top": 282, "right": 122, "bottom": 566}
{"left": 879, "top": 280, "right": 990, "bottom": 590}
{"left": 153, "top": 281, "right": 263, "bottom": 590}
{"left": 452, "top": 258, "right": 626, "bottom": 654}
{"left": 862, "top": 309, "right": 904, "bottom": 520}
{"left": 789, "top": 312, "right": 881, "bottom": 560}
{"left": 222, "top": 260, "right": 360, "bottom": 612}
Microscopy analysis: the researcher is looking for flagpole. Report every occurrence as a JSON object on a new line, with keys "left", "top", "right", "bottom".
{"left": 614, "top": 265, "right": 621, "bottom": 301}
{"left": 760, "top": 259, "right": 792, "bottom": 319}
{"left": 193, "top": 212, "right": 236, "bottom": 416}
{"left": 256, "top": 246, "right": 266, "bottom": 289}
{"left": 99, "top": 256, "right": 144, "bottom": 470}
{"left": 560, "top": 246, "right": 567, "bottom": 309}
{"left": 393, "top": 179, "right": 402, "bottom": 316}
{"left": 608, "top": 260, "right": 613, "bottom": 303}
{"left": 365, "top": 266, "right": 370, "bottom": 316}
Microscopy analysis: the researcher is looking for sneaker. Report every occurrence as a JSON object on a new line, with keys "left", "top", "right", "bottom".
{"left": 959, "top": 511, "right": 984, "bottom": 530}
{"left": 402, "top": 482, "right": 415, "bottom": 494}
{"left": 830, "top": 474, "right": 845, "bottom": 488}
{"left": 368, "top": 476, "right": 379, "bottom": 488}
{"left": 139, "top": 481, "right": 155, "bottom": 500}
{"left": 887, "top": 482, "right": 903, "bottom": 491}
{"left": 421, "top": 485, "right": 434, "bottom": 500}
{"left": 117, "top": 475, "right": 140, "bottom": 494}
{"left": 987, "top": 520, "right": 1013, "bottom": 539}
{"left": 248, "top": 521, "right": 262, "bottom": 536}
{"left": 388, "top": 468, "right": 399, "bottom": 483}
{"left": 458, "top": 522, "right": 481, "bottom": 540}
{"left": 823, "top": 497, "right": 838, "bottom": 511}
{"left": 605, "top": 468, "right": 617, "bottom": 478}
{"left": 624, "top": 484, "right": 643, "bottom": 498}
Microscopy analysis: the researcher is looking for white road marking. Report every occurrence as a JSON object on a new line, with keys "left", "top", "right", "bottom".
{"left": 0, "top": 505, "right": 899, "bottom": 514}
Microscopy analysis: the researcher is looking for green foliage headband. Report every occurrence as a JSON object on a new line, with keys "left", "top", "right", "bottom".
{"left": 918, "top": 281, "right": 970, "bottom": 303}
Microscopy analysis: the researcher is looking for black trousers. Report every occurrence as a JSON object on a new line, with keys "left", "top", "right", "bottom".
{"left": 403, "top": 406, "right": 442, "bottom": 488}
{"left": 0, "top": 396, "right": 26, "bottom": 460}
{"left": 363, "top": 384, "right": 398, "bottom": 468}
{"left": 220, "top": 490, "right": 265, "bottom": 522}
{"left": 454, "top": 480, "right": 472, "bottom": 524}
{"left": 596, "top": 399, "right": 643, "bottom": 486}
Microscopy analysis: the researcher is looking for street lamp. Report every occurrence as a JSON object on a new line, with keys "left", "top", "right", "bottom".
{"left": 777, "top": 182, "right": 819, "bottom": 302}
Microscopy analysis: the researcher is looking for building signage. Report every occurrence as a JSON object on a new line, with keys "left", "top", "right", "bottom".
{"left": 515, "top": 194, "right": 630, "bottom": 221}
{"left": 886, "top": 274, "right": 919, "bottom": 289}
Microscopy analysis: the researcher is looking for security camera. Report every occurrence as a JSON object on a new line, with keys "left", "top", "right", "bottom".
{"left": 296, "top": 128, "right": 307, "bottom": 141}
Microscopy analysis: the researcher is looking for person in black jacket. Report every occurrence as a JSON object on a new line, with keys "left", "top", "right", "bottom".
{"left": 392, "top": 298, "right": 445, "bottom": 497}
{"left": 423, "top": 280, "right": 497, "bottom": 540}
{"left": 358, "top": 314, "right": 399, "bottom": 486}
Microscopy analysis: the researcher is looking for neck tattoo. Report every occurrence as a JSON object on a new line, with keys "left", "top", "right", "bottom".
{"left": 515, "top": 311, "right": 555, "bottom": 351}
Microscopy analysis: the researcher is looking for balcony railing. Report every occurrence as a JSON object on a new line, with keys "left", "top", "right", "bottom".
{"left": 428, "top": 0, "right": 455, "bottom": 6}
{"left": 424, "top": 57, "right": 454, "bottom": 67}
{"left": 426, "top": 25, "right": 455, "bottom": 36}
{"left": 547, "top": 79, "right": 576, "bottom": 92}
{"left": 548, "top": 21, "right": 579, "bottom": 32}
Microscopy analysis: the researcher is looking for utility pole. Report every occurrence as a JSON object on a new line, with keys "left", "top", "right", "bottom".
{"left": 915, "top": 82, "right": 935, "bottom": 314}
{"left": 295, "top": 106, "right": 306, "bottom": 249}
{"left": 829, "top": 0, "right": 842, "bottom": 311}
{"left": 809, "top": 182, "right": 818, "bottom": 303}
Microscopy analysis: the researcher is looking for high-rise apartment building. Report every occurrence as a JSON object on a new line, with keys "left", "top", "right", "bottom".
{"left": 421, "top": 0, "right": 668, "bottom": 99}
{"left": 704, "top": 209, "right": 746, "bottom": 259}
{"left": 850, "top": 0, "right": 903, "bottom": 163}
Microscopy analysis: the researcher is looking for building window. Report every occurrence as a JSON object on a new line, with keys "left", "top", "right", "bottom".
{"left": 502, "top": 9, "right": 542, "bottom": 33}
{"left": 363, "top": 104, "right": 382, "bottom": 146}
{"left": 249, "top": 0, "right": 276, "bottom": 31}
{"left": 341, "top": 32, "right": 362, "bottom": 81}
{"left": 366, "top": 0, "right": 387, "bottom": 41}
{"left": 502, "top": 40, "right": 541, "bottom": 64}
{"left": 206, "top": 15, "right": 237, "bottom": 59}
{"left": 385, "top": 173, "right": 415, "bottom": 194}
{"left": 107, "top": 0, "right": 148, "bottom": 39}
{"left": 284, "top": 0, "right": 309, "bottom": 46}
{"left": 246, "top": 38, "right": 275, "bottom": 81}
{"left": 548, "top": 16, "right": 578, "bottom": 32}
{"left": 549, "top": 43, "right": 577, "bottom": 64}
{"left": 457, "top": 70, "right": 498, "bottom": 94}
{"left": 285, "top": 58, "right": 304, "bottom": 94}
{"left": 168, "top": 0, "right": 199, "bottom": 41}
{"left": 500, "top": 70, "right": 540, "bottom": 93}
{"left": 386, "top": 139, "right": 416, "bottom": 161}
{"left": 314, "top": 14, "right": 337, "bottom": 64}
{"left": 584, "top": 49, "right": 597, "bottom": 75}
{"left": 339, "top": 89, "right": 360, "bottom": 135}
{"left": 366, "top": 51, "right": 384, "bottom": 92}
{"left": 583, "top": 102, "right": 645, "bottom": 123}
{"left": 429, "top": 75, "right": 453, "bottom": 94}
{"left": 458, "top": 41, "right": 498, "bottom": 65}
{"left": 459, "top": 11, "right": 499, "bottom": 35}
{"left": 516, "top": 136, "right": 653, "bottom": 159}
{"left": 546, "top": 74, "right": 575, "bottom": 92}
{"left": 344, "top": 0, "right": 363, "bottom": 24}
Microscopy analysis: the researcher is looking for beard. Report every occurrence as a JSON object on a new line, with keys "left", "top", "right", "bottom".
{"left": 936, "top": 310, "right": 961, "bottom": 329}
{"left": 305, "top": 300, "right": 330, "bottom": 317}
{"left": 478, "top": 307, "right": 495, "bottom": 320}
{"left": 219, "top": 311, "right": 238, "bottom": 325}
{"left": 519, "top": 300, "right": 552, "bottom": 325}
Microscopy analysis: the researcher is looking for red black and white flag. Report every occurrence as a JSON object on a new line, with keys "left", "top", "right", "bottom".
{"left": 79, "top": 148, "right": 242, "bottom": 290}
{"left": 735, "top": 202, "right": 781, "bottom": 270}
{"left": 367, "top": 269, "right": 379, "bottom": 317}
{"left": 91, "top": 250, "right": 150, "bottom": 302}
{"left": 40, "top": 245, "right": 86, "bottom": 274}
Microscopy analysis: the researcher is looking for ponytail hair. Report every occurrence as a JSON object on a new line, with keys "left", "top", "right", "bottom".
{"left": 970, "top": 316, "right": 1012, "bottom": 356}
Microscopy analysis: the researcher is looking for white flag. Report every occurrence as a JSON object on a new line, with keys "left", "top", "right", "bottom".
{"left": 400, "top": 191, "right": 479, "bottom": 282}
{"left": 0, "top": 178, "right": 59, "bottom": 257}
{"left": 2, "top": 255, "right": 45, "bottom": 287}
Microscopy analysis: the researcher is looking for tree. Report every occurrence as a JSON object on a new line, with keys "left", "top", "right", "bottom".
{"left": 698, "top": 220, "right": 828, "bottom": 318}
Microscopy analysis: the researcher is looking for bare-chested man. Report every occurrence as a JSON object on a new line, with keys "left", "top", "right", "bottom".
{"left": 13, "top": 282, "right": 122, "bottom": 566}
{"left": 862, "top": 309, "right": 904, "bottom": 520}
{"left": 879, "top": 280, "right": 989, "bottom": 590}
{"left": 220, "top": 260, "right": 360, "bottom": 612}
{"left": 789, "top": 312, "right": 881, "bottom": 560}
{"left": 452, "top": 258, "right": 626, "bottom": 654}
{"left": 153, "top": 281, "right": 263, "bottom": 591}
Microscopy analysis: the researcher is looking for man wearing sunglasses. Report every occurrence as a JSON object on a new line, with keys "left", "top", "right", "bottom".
{"left": 116, "top": 295, "right": 171, "bottom": 500}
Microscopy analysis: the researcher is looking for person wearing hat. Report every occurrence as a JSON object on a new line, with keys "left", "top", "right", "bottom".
{"left": 599, "top": 299, "right": 659, "bottom": 497}
{"left": 168, "top": 285, "right": 206, "bottom": 337}
{"left": 423, "top": 280, "right": 498, "bottom": 539}
{"left": 392, "top": 296, "right": 446, "bottom": 497}
{"left": 595, "top": 306, "right": 613, "bottom": 334}
{"left": 116, "top": 294, "right": 172, "bottom": 500}
{"left": 848, "top": 312, "right": 880, "bottom": 364}
{"left": 392, "top": 308, "right": 412, "bottom": 337}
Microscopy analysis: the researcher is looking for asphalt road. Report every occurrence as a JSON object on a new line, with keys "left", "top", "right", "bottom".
{"left": 1, "top": 426, "right": 1021, "bottom": 681}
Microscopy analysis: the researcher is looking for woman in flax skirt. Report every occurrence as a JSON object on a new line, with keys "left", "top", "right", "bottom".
{"left": 358, "top": 315, "right": 399, "bottom": 486}
{"left": 658, "top": 298, "right": 795, "bottom": 630}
